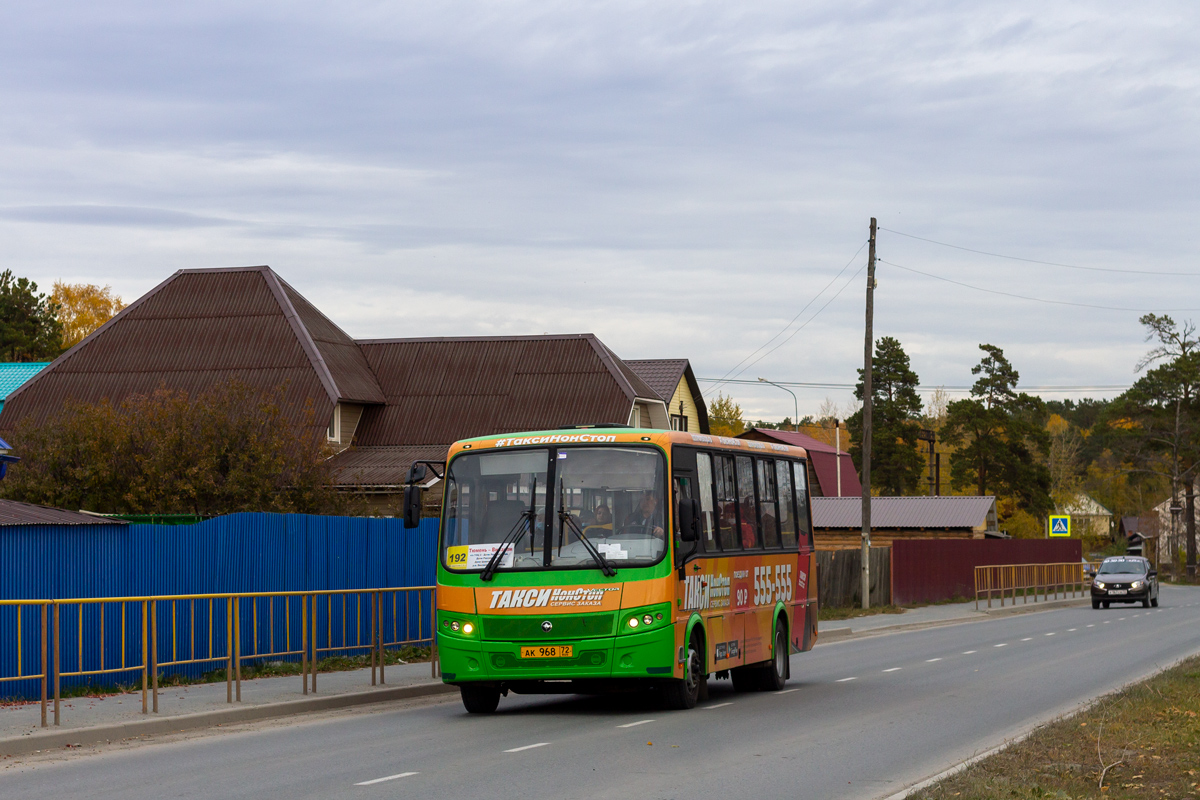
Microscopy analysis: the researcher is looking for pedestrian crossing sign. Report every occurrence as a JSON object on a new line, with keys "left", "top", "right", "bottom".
{"left": 1049, "top": 515, "right": 1070, "bottom": 537}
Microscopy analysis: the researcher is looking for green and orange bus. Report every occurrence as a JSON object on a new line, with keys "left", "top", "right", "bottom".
{"left": 407, "top": 427, "right": 818, "bottom": 713}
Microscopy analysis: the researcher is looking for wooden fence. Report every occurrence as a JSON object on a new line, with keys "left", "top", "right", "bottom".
{"left": 816, "top": 547, "right": 891, "bottom": 608}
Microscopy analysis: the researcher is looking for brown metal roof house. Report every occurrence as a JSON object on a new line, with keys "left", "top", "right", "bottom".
{"left": 624, "top": 359, "right": 709, "bottom": 434}
{"left": 0, "top": 266, "right": 690, "bottom": 508}
{"left": 810, "top": 495, "right": 1001, "bottom": 550}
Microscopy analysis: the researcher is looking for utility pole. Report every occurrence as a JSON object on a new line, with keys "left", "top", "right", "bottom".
{"left": 861, "top": 218, "right": 876, "bottom": 609}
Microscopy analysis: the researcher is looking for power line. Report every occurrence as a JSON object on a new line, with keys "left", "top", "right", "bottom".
{"left": 709, "top": 262, "right": 867, "bottom": 392}
{"left": 700, "top": 376, "right": 1128, "bottom": 393}
{"left": 881, "top": 227, "right": 1200, "bottom": 277}
{"left": 698, "top": 377, "right": 1131, "bottom": 394}
{"left": 709, "top": 241, "right": 868, "bottom": 389}
{"left": 880, "top": 258, "right": 1200, "bottom": 312}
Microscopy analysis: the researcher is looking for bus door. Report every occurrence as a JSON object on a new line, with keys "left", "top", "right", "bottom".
{"left": 675, "top": 448, "right": 734, "bottom": 672}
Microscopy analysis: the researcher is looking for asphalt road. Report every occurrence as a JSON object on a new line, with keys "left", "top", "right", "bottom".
{"left": 6, "top": 586, "right": 1200, "bottom": 800}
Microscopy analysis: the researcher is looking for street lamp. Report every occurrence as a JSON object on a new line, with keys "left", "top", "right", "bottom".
{"left": 758, "top": 378, "right": 799, "bottom": 431}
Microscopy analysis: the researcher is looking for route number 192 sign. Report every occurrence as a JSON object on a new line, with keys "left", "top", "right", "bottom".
{"left": 1049, "top": 515, "right": 1071, "bottom": 537}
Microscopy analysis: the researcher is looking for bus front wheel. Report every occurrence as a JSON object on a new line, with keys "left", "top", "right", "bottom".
{"left": 460, "top": 684, "right": 501, "bottom": 714}
{"left": 663, "top": 635, "right": 703, "bottom": 710}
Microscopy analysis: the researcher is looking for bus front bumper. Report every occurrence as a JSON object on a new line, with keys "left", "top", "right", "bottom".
{"left": 437, "top": 623, "right": 677, "bottom": 685}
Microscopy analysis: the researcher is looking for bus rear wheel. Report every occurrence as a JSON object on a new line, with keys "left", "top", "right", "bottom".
{"left": 761, "top": 622, "right": 789, "bottom": 692}
{"left": 662, "top": 634, "right": 703, "bottom": 710}
{"left": 460, "top": 684, "right": 501, "bottom": 714}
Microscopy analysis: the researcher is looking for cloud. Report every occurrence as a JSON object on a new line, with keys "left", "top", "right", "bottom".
{"left": 0, "top": 1, "right": 1197, "bottom": 419}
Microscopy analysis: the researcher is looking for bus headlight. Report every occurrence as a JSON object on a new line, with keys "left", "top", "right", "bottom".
{"left": 451, "top": 621, "right": 460, "bottom": 631}
{"left": 628, "top": 617, "right": 639, "bottom": 628}
{"left": 462, "top": 622, "right": 475, "bottom": 634}
{"left": 643, "top": 615, "right": 653, "bottom": 626}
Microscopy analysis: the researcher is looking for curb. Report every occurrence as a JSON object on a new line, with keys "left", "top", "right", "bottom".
{"left": 816, "top": 597, "right": 1090, "bottom": 645}
{"left": 0, "top": 681, "right": 457, "bottom": 757}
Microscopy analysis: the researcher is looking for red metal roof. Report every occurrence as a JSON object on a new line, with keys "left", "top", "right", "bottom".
{"left": 740, "top": 428, "right": 860, "bottom": 497}
{"left": 812, "top": 496, "right": 997, "bottom": 529}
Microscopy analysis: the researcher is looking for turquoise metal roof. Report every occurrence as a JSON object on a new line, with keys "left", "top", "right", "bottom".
{"left": 0, "top": 362, "right": 50, "bottom": 411}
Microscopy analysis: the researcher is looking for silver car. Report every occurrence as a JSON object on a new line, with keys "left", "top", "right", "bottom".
{"left": 1091, "top": 556, "right": 1159, "bottom": 609}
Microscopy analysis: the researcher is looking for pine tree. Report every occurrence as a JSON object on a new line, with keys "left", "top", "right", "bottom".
{"left": 846, "top": 336, "right": 925, "bottom": 495}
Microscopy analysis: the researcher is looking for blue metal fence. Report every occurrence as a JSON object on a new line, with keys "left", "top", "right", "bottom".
{"left": 0, "top": 513, "right": 439, "bottom": 699}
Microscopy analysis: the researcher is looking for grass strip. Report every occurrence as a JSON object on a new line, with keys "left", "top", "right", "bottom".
{"left": 913, "top": 654, "right": 1200, "bottom": 799}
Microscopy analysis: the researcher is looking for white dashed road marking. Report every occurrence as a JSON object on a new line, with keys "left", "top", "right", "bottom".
{"left": 1020, "top": 638, "right": 1032, "bottom": 641}
{"left": 775, "top": 688, "right": 800, "bottom": 695}
{"left": 837, "top": 677, "right": 857, "bottom": 682}
{"left": 1045, "top": 632, "right": 1055, "bottom": 636}
{"left": 705, "top": 702, "right": 735, "bottom": 709}
{"left": 505, "top": 743, "right": 550, "bottom": 753}
{"left": 962, "top": 650, "right": 977, "bottom": 655}
{"left": 1067, "top": 628, "right": 1077, "bottom": 631}
{"left": 926, "top": 658, "right": 942, "bottom": 662}
{"left": 994, "top": 643, "right": 1007, "bottom": 648}
{"left": 1086, "top": 624, "right": 1094, "bottom": 628}
{"left": 617, "top": 720, "right": 655, "bottom": 728}
{"left": 883, "top": 667, "right": 902, "bottom": 673}
{"left": 356, "top": 772, "right": 418, "bottom": 786}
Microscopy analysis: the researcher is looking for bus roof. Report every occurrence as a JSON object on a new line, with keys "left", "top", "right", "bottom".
{"left": 445, "top": 428, "right": 811, "bottom": 461}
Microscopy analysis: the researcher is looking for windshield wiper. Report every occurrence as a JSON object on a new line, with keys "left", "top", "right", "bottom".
{"left": 557, "top": 480, "right": 617, "bottom": 577}
{"left": 480, "top": 478, "right": 538, "bottom": 582}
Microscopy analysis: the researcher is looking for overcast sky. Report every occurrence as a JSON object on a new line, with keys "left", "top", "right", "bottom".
{"left": 2, "top": 2, "right": 1197, "bottom": 421}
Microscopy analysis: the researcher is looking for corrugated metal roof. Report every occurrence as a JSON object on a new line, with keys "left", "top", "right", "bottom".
{"left": 0, "top": 267, "right": 352, "bottom": 432}
{"left": 812, "top": 496, "right": 997, "bottom": 529}
{"left": 0, "top": 499, "right": 128, "bottom": 526}
{"left": 278, "top": 279, "right": 385, "bottom": 404}
{"left": 624, "top": 359, "right": 688, "bottom": 402}
{"left": 329, "top": 444, "right": 450, "bottom": 486}
{"left": 353, "top": 335, "right": 639, "bottom": 449}
{"left": 0, "top": 363, "right": 50, "bottom": 401}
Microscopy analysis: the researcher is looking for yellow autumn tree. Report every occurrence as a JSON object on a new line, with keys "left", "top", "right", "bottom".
{"left": 52, "top": 282, "right": 126, "bottom": 349}
{"left": 708, "top": 393, "right": 745, "bottom": 437}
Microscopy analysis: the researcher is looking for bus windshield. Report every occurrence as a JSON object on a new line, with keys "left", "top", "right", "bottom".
{"left": 441, "top": 446, "right": 667, "bottom": 573}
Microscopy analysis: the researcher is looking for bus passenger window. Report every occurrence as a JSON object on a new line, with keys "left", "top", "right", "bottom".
{"left": 735, "top": 455, "right": 759, "bottom": 549}
{"left": 776, "top": 460, "right": 798, "bottom": 549}
{"left": 756, "top": 459, "right": 780, "bottom": 548}
{"left": 793, "top": 461, "right": 813, "bottom": 550}
{"left": 714, "top": 455, "right": 739, "bottom": 551}
{"left": 696, "top": 453, "right": 717, "bottom": 551}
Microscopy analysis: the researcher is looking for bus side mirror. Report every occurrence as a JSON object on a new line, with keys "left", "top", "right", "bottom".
{"left": 403, "top": 485, "right": 422, "bottom": 529}
{"left": 678, "top": 499, "right": 698, "bottom": 542}
{"left": 403, "top": 463, "right": 427, "bottom": 529}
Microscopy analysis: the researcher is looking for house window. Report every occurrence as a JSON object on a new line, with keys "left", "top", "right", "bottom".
{"left": 670, "top": 414, "right": 688, "bottom": 431}
{"left": 629, "top": 406, "right": 641, "bottom": 427}
{"left": 327, "top": 404, "right": 341, "bottom": 442}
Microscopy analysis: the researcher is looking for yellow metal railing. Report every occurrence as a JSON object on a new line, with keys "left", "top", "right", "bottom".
{"left": 1, "top": 587, "right": 436, "bottom": 728}
{"left": 0, "top": 600, "right": 50, "bottom": 728}
{"left": 974, "top": 563, "right": 1100, "bottom": 610}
